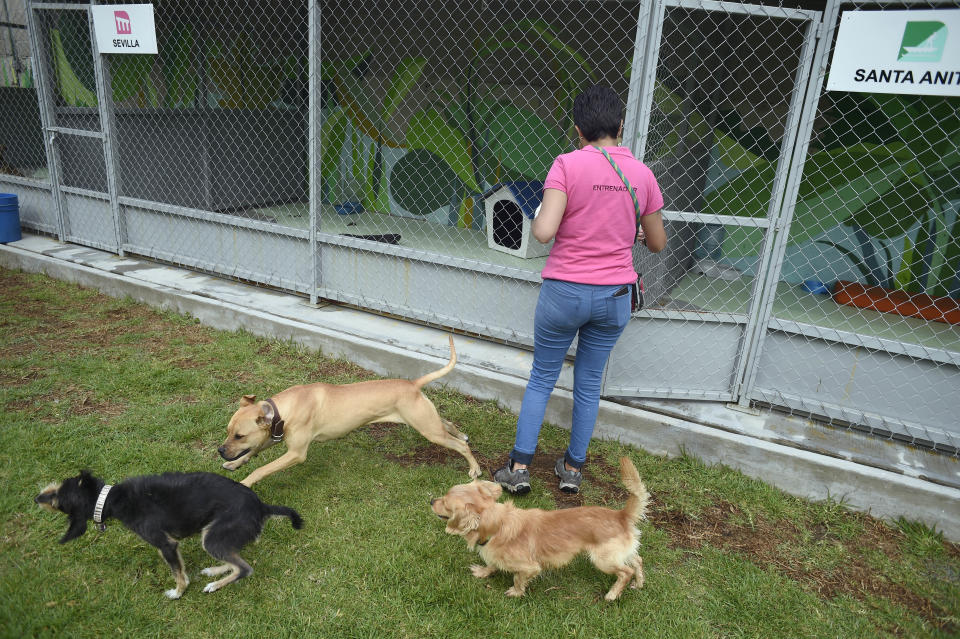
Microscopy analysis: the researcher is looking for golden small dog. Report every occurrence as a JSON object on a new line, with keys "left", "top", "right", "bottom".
{"left": 430, "top": 456, "right": 650, "bottom": 600}
{"left": 219, "top": 335, "right": 481, "bottom": 486}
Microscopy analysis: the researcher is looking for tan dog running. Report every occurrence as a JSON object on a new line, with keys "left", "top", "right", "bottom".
{"left": 430, "top": 456, "right": 649, "bottom": 600}
{"left": 219, "top": 336, "right": 481, "bottom": 486}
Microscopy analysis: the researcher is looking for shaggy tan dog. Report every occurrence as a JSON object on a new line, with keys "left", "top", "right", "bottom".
{"left": 430, "top": 456, "right": 650, "bottom": 599}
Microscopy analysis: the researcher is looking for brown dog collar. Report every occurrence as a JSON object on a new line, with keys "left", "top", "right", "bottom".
{"left": 265, "top": 398, "right": 285, "bottom": 442}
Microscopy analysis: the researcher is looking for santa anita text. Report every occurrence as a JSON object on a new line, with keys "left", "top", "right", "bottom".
{"left": 853, "top": 68, "right": 960, "bottom": 86}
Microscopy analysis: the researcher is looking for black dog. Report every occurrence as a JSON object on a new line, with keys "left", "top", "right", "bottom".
{"left": 35, "top": 470, "right": 303, "bottom": 599}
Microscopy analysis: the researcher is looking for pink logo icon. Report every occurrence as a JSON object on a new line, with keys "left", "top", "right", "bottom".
{"left": 114, "top": 11, "right": 131, "bottom": 35}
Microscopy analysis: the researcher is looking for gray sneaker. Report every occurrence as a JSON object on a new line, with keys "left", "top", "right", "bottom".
{"left": 554, "top": 458, "right": 582, "bottom": 494}
{"left": 493, "top": 461, "right": 530, "bottom": 495}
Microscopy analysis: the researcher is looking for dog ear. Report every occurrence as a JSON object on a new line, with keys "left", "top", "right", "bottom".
{"left": 240, "top": 394, "right": 257, "bottom": 406}
{"left": 258, "top": 401, "right": 275, "bottom": 425}
{"left": 446, "top": 504, "right": 480, "bottom": 536}
{"left": 475, "top": 481, "right": 502, "bottom": 500}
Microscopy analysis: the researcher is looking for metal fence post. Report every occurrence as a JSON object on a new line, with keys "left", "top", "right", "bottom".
{"left": 24, "top": 0, "right": 66, "bottom": 241}
{"left": 624, "top": 0, "right": 664, "bottom": 162}
{"left": 733, "top": 4, "right": 838, "bottom": 407}
{"left": 87, "top": 1, "right": 125, "bottom": 255}
{"left": 729, "top": 8, "right": 822, "bottom": 408}
{"left": 309, "top": 0, "right": 320, "bottom": 305}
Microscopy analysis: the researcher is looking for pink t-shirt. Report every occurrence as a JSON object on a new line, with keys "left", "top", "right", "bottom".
{"left": 541, "top": 146, "right": 663, "bottom": 285}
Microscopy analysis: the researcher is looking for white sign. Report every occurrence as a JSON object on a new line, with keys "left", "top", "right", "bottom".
{"left": 827, "top": 9, "right": 960, "bottom": 96}
{"left": 91, "top": 4, "right": 157, "bottom": 55}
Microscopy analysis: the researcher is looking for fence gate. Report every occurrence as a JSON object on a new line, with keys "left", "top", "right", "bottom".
{"left": 742, "top": 0, "right": 960, "bottom": 451}
{"left": 26, "top": 2, "right": 122, "bottom": 252}
{"left": 605, "top": 0, "right": 821, "bottom": 401}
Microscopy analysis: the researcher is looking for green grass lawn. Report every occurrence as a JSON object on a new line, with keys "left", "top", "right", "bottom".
{"left": 1, "top": 267, "right": 958, "bottom": 639}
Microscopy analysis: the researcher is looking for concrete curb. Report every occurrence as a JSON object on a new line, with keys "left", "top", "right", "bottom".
{"left": 2, "top": 237, "right": 958, "bottom": 540}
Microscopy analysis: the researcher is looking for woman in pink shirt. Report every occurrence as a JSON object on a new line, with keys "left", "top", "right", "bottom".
{"left": 494, "top": 85, "right": 666, "bottom": 495}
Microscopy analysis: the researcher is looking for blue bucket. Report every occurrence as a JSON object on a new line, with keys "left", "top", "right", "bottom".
{"left": 0, "top": 193, "right": 22, "bottom": 243}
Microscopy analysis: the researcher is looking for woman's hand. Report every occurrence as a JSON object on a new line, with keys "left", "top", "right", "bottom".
{"left": 532, "top": 188, "right": 567, "bottom": 243}
{"left": 636, "top": 227, "right": 646, "bottom": 245}
{"left": 639, "top": 210, "right": 667, "bottom": 252}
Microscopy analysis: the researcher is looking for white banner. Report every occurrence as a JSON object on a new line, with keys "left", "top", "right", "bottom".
{"left": 91, "top": 4, "right": 157, "bottom": 55}
{"left": 827, "top": 9, "right": 960, "bottom": 96}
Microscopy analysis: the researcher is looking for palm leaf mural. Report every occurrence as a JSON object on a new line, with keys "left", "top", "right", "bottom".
{"left": 111, "top": 55, "right": 158, "bottom": 107}
{"left": 476, "top": 19, "right": 598, "bottom": 141}
{"left": 323, "top": 21, "right": 581, "bottom": 227}
{"left": 328, "top": 54, "right": 428, "bottom": 213}
{"left": 50, "top": 28, "right": 97, "bottom": 107}
{"left": 405, "top": 108, "right": 477, "bottom": 193}
{"left": 50, "top": 14, "right": 170, "bottom": 109}
{"left": 319, "top": 107, "right": 347, "bottom": 201}
{"left": 162, "top": 25, "right": 196, "bottom": 108}
{"left": 392, "top": 21, "right": 585, "bottom": 226}
{"left": 701, "top": 91, "right": 960, "bottom": 298}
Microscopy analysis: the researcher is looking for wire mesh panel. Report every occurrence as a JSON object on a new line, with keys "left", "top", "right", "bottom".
{"left": 97, "top": 1, "right": 312, "bottom": 291}
{"left": 605, "top": 0, "right": 820, "bottom": 399}
{"left": 315, "top": 0, "right": 642, "bottom": 341}
{"left": 27, "top": 3, "right": 118, "bottom": 249}
{"left": 0, "top": 0, "right": 44, "bottom": 178}
{"left": 746, "top": 0, "right": 960, "bottom": 451}
{"left": 0, "top": 0, "right": 57, "bottom": 234}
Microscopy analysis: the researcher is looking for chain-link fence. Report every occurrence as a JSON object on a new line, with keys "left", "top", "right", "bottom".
{"left": 0, "top": 0, "right": 42, "bottom": 173}
{"left": 313, "top": 0, "right": 641, "bottom": 340}
{"left": 2, "top": 0, "right": 958, "bottom": 458}
{"left": 607, "top": 0, "right": 820, "bottom": 400}
{"left": 109, "top": 1, "right": 313, "bottom": 290}
{"left": 744, "top": 0, "right": 960, "bottom": 452}
{"left": 0, "top": 0, "right": 53, "bottom": 232}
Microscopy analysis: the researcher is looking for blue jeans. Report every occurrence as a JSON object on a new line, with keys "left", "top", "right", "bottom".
{"left": 510, "top": 278, "right": 632, "bottom": 469}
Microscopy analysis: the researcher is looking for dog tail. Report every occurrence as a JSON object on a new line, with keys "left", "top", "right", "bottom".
{"left": 266, "top": 504, "right": 304, "bottom": 530}
{"left": 619, "top": 457, "right": 650, "bottom": 524}
{"left": 413, "top": 335, "right": 456, "bottom": 390}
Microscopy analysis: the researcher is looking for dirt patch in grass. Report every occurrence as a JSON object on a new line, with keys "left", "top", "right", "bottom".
{"left": 0, "top": 270, "right": 212, "bottom": 367}
{"left": 366, "top": 422, "right": 397, "bottom": 440}
{"left": 650, "top": 502, "right": 957, "bottom": 633}
{"left": 253, "top": 341, "right": 377, "bottom": 383}
{"left": 29, "top": 385, "right": 127, "bottom": 422}
{"left": 5, "top": 398, "right": 34, "bottom": 412}
{"left": 0, "top": 367, "right": 43, "bottom": 388}
{"left": 0, "top": 341, "right": 40, "bottom": 360}
{"left": 312, "top": 358, "right": 379, "bottom": 382}
{"left": 68, "top": 392, "right": 126, "bottom": 418}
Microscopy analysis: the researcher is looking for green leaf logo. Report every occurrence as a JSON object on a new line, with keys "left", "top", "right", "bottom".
{"left": 898, "top": 21, "right": 947, "bottom": 62}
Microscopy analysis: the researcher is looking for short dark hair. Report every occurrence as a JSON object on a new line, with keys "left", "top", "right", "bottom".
{"left": 573, "top": 85, "right": 623, "bottom": 143}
